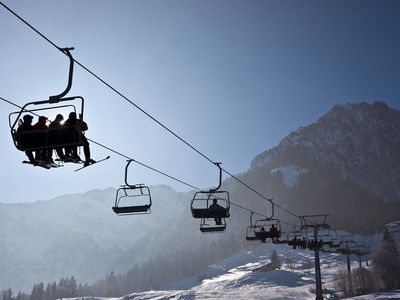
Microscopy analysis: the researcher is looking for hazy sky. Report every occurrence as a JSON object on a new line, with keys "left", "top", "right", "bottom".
{"left": 1, "top": 0, "right": 399, "bottom": 203}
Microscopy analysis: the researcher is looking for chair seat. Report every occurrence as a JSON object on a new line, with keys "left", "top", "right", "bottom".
{"left": 112, "top": 205, "right": 150, "bottom": 214}
{"left": 191, "top": 208, "right": 229, "bottom": 219}
{"left": 200, "top": 226, "right": 226, "bottom": 233}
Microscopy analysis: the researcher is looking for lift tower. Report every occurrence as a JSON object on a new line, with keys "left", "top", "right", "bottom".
{"left": 300, "top": 215, "right": 330, "bottom": 300}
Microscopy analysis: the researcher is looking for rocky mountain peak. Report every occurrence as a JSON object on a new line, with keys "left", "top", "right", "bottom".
{"left": 251, "top": 101, "right": 400, "bottom": 202}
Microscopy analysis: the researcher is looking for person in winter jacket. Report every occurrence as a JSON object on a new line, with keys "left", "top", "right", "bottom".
{"left": 32, "top": 116, "right": 51, "bottom": 162}
{"left": 17, "top": 114, "right": 35, "bottom": 162}
{"left": 64, "top": 112, "right": 95, "bottom": 166}
{"left": 49, "top": 114, "right": 65, "bottom": 161}
{"left": 209, "top": 198, "right": 224, "bottom": 225}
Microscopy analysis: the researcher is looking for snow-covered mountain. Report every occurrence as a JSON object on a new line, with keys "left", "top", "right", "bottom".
{"left": 252, "top": 102, "right": 400, "bottom": 203}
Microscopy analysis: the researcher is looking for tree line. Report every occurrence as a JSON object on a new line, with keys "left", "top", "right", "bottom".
{"left": 2, "top": 232, "right": 245, "bottom": 300}
{"left": 333, "top": 228, "right": 400, "bottom": 297}
{"left": 2, "top": 277, "right": 82, "bottom": 300}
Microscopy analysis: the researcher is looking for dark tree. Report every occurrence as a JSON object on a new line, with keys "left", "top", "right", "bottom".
{"left": 372, "top": 228, "right": 400, "bottom": 290}
{"left": 270, "top": 249, "right": 281, "bottom": 269}
{"left": 2, "top": 288, "right": 13, "bottom": 300}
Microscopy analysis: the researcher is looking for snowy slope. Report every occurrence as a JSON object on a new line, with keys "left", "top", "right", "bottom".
{"left": 56, "top": 232, "right": 395, "bottom": 300}
{"left": 121, "top": 243, "right": 353, "bottom": 300}
{"left": 348, "top": 290, "right": 400, "bottom": 299}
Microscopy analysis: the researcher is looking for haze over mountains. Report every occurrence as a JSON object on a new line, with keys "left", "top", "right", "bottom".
{"left": 2, "top": 101, "right": 399, "bottom": 293}
{"left": 0, "top": 186, "right": 189, "bottom": 292}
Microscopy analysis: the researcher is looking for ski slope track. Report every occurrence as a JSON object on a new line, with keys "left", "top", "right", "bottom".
{"left": 115, "top": 244, "right": 363, "bottom": 299}
{"left": 39, "top": 233, "right": 397, "bottom": 300}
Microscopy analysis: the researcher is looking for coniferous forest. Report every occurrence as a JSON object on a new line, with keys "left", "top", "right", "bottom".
{"left": 1, "top": 233, "right": 245, "bottom": 299}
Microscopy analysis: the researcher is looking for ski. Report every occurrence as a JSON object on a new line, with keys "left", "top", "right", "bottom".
{"left": 23, "top": 160, "right": 62, "bottom": 169}
{"left": 74, "top": 156, "right": 110, "bottom": 172}
{"left": 56, "top": 157, "right": 84, "bottom": 164}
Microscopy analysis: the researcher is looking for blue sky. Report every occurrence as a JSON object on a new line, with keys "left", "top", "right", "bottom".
{"left": 1, "top": 0, "right": 399, "bottom": 203}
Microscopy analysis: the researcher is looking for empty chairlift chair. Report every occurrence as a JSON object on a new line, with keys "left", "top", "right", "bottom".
{"left": 190, "top": 162, "right": 230, "bottom": 233}
{"left": 246, "top": 213, "right": 259, "bottom": 241}
{"left": 112, "top": 160, "right": 152, "bottom": 215}
{"left": 245, "top": 225, "right": 259, "bottom": 241}
{"left": 318, "top": 228, "right": 338, "bottom": 249}
{"left": 327, "top": 230, "right": 343, "bottom": 249}
{"left": 335, "top": 236, "right": 356, "bottom": 255}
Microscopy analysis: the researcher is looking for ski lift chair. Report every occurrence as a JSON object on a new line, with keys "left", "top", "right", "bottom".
{"left": 299, "top": 215, "right": 329, "bottom": 231}
{"left": 335, "top": 235, "right": 355, "bottom": 253}
{"left": 10, "top": 103, "right": 85, "bottom": 152}
{"left": 190, "top": 163, "right": 230, "bottom": 233}
{"left": 329, "top": 238, "right": 341, "bottom": 248}
{"left": 350, "top": 244, "right": 369, "bottom": 256}
{"left": 327, "top": 230, "right": 342, "bottom": 248}
{"left": 336, "top": 242, "right": 354, "bottom": 255}
{"left": 113, "top": 184, "right": 152, "bottom": 215}
{"left": 287, "top": 226, "right": 301, "bottom": 248}
{"left": 318, "top": 229, "right": 336, "bottom": 247}
{"left": 112, "top": 160, "right": 152, "bottom": 215}
{"left": 246, "top": 225, "right": 259, "bottom": 241}
{"left": 321, "top": 248, "right": 337, "bottom": 254}
{"left": 246, "top": 213, "right": 261, "bottom": 241}
{"left": 254, "top": 219, "right": 282, "bottom": 243}
{"left": 9, "top": 48, "right": 86, "bottom": 155}
{"left": 336, "top": 248, "right": 351, "bottom": 255}
{"left": 288, "top": 229, "right": 309, "bottom": 249}
{"left": 191, "top": 191, "right": 230, "bottom": 219}
{"left": 245, "top": 200, "right": 278, "bottom": 243}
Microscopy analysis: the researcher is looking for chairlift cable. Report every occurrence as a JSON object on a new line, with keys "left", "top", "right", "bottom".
{"left": 221, "top": 168, "right": 299, "bottom": 219}
{"left": 2, "top": 95, "right": 291, "bottom": 223}
{"left": 0, "top": 2, "right": 60, "bottom": 50}
{"left": 90, "top": 136, "right": 288, "bottom": 221}
{"left": 0, "top": 2, "right": 301, "bottom": 220}
{"left": 87, "top": 138, "right": 200, "bottom": 191}
{"left": 1, "top": 97, "right": 41, "bottom": 118}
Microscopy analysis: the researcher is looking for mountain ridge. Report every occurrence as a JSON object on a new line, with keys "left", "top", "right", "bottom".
{"left": 251, "top": 101, "right": 400, "bottom": 202}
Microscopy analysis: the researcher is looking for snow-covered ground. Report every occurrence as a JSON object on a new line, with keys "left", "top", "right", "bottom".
{"left": 347, "top": 290, "right": 400, "bottom": 299}
{"left": 63, "top": 237, "right": 399, "bottom": 300}
{"left": 123, "top": 243, "right": 350, "bottom": 299}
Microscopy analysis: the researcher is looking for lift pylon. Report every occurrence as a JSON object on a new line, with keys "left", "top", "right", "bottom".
{"left": 299, "top": 214, "right": 330, "bottom": 300}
